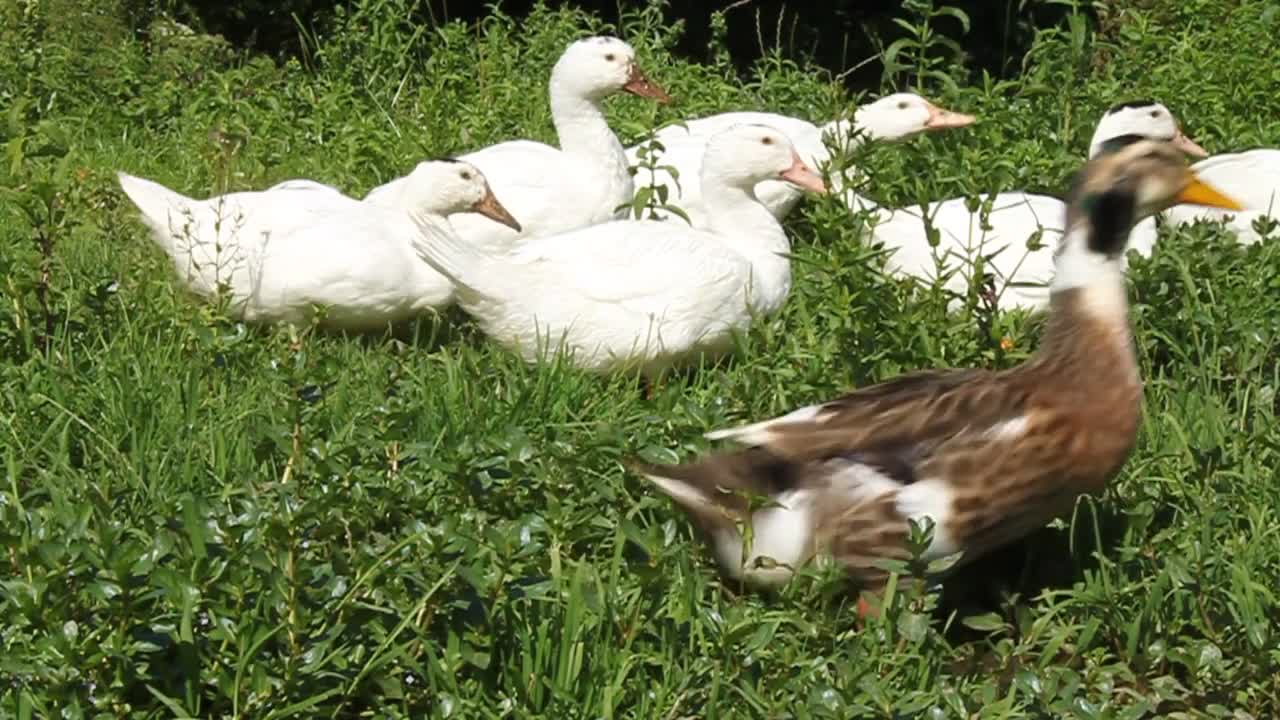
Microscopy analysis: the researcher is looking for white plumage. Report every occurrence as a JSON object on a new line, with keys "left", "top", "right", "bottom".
{"left": 366, "top": 36, "right": 669, "bottom": 253}
{"left": 119, "top": 160, "right": 519, "bottom": 330}
{"left": 412, "top": 124, "right": 826, "bottom": 376}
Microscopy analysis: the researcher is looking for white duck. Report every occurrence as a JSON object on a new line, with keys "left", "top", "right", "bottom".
{"left": 365, "top": 36, "right": 669, "bottom": 250}
{"left": 874, "top": 100, "right": 1208, "bottom": 312}
{"left": 1161, "top": 147, "right": 1280, "bottom": 243}
{"left": 627, "top": 92, "right": 975, "bottom": 226}
{"left": 119, "top": 160, "right": 520, "bottom": 330}
{"left": 412, "top": 125, "right": 826, "bottom": 376}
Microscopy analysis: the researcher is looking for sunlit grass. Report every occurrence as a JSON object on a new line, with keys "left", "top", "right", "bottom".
{"left": 2, "top": 0, "right": 1279, "bottom": 716}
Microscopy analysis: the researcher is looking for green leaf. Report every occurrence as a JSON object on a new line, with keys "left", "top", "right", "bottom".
{"left": 961, "top": 613, "right": 1008, "bottom": 632}
{"left": 934, "top": 6, "right": 971, "bottom": 33}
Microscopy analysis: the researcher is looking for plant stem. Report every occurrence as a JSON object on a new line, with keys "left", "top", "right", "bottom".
{"left": 35, "top": 196, "right": 57, "bottom": 353}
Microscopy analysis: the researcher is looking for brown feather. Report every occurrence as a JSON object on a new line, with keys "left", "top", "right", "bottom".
{"left": 639, "top": 285, "right": 1141, "bottom": 591}
{"left": 636, "top": 143, "right": 1188, "bottom": 591}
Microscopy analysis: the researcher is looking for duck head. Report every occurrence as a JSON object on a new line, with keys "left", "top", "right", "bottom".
{"left": 553, "top": 36, "right": 671, "bottom": 104}
{"left": 1064, "top": 136, "right": 1241, "bottom": 260}
{"left": 703, "top": 124, "right": 828, "bottom": 195}
{"left": 851, "top": 92, "right": 976, "bottom": 141}
{"left": 403, "top": 159, "right": 522, "bottom": 231}
{"left": 1088, "top": 100, "right": 1207, "bottom": 159}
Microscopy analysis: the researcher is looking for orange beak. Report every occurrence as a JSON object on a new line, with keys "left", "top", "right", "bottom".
{"left": 778, "top": 151, "right": 827, "bottom": 195}
{"left": 622, "top": 64, "right": 671, "bottom": 104}
{"left": 924, "top": 102, "right": 976, "bottom": 130}
{"left": 1176, "top": 170, "right": 1243, "bottom": 211}
{"left": 471, "top": 187, "right": 522, "bottom": 231}
{"left": 1172, "top": 128, "right": 1208, "bottom": 158}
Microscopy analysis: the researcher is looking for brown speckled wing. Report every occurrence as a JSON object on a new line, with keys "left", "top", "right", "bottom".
{"left": 722, "top": 367, "right": 1030, "bottom": 463}
{"left": 639, "top": 368, "right": 1032, "bottom": 570}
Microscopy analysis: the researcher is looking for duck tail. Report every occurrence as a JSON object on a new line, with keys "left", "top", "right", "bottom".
{"left": 116, "top": 171, "right": 194, "bottom": 258}
{"left": 408, "top": 215, "right": 496, "bottom": 294}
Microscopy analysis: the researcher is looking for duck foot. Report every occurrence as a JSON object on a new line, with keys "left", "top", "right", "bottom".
{"left": 855, "top": 592, "right": 881, "bottom": 622}
{"left": 856, "top": 595, "right": 876, "bottom": 618}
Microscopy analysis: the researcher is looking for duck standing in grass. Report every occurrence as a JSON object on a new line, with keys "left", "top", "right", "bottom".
{"left": 634, "top": 137, "right": 1242, "bottom": 605}
{"left": 411, "top": 124, "right": 826, "bottom": 377}
{"left": 119, "top": 160, "right": 520, "bottom": 330}
{"left": 367, "top": 36, "right": 670, "bottom": 251}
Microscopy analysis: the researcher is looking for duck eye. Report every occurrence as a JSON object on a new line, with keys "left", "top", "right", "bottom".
{"left": 761, "top": 137, "right": 773, "bottom": 145}
{"left": 898, "top": 101, "right": 909, "bottom": 110}
{"left": 1149, "top": 110, "right": 1160, "bottom": 118}
{"left": 460, "top": 171, "right": 472, "bottom": 180}
{"left": 604, "top": 53, "right": 616, "bottom": 62}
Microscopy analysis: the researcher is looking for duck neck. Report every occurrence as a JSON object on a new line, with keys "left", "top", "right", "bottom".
{"left": 819, "top": 118, "right": 872, "bottom": 151}
{"left": 702, "top": 179, "right": 793, "bottom": 313}
{"left": 1021, "top": 218, "right": 1141, "bottom": 415}
{"left": 1049, "top": 219, "right": 1131, "bottom": 333}
{"left": 548, "top": 81, "right": 630, "bottom": 191}
{"left": 818, "top": 119, "right": 887, "bottom": 222}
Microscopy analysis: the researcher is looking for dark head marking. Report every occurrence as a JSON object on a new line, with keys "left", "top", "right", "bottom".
{"left": 429, "top": 156, "right": 463, "bottom": 164}
{"left": 1096, "top": 133, "right": 1151, "bottom": 156}
{"left": 1106, "top": 99, "right": 1158, "bottom": 114}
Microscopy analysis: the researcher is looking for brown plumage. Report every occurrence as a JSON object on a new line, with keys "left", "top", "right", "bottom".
{"left": 635, "top": 137, "right": 1244, "bottom": 593}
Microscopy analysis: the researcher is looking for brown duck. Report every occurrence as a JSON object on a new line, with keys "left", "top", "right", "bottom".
{"left": 635, "top": 136, "right": 1243, "bottom": 600}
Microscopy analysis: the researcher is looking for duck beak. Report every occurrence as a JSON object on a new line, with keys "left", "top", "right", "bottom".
{"left": 924, "top": 102, "right": 976, "bottom": 130}
{"left": 1177, "top": 170, "right": 1243, "bottom": 210}
{"left": 1172, "top": 128, "right": 1208, "bottom": 158}
{"left": 623, "top": 64, "right": 671, "bottom": 104}
{"left": 472, "top": 187, "right": 522, "bottom": 232}
{"left": 778, "top": 151, "right": 827, "bottom": 194}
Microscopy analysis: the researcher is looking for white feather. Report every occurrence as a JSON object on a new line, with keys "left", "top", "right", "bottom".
{"left": 704, "top": 404, "right": 825, "bottom": 444}
{"left": 734, "top": 489, "right": 814, "bottom": 587}
{"left": 1050, "top": 225, "right": 1129, "bottom": 322}
{"left": 985, "top": 415, "right": 1029, "bottom": 441}
{"left": 826, "top": 460, "right": 905, "bottom": 499}
{"left": 894, "top": 478, "right": 960, "bottom": 561}
{"left": 642, "top": 473, "right": 712, "bottom": 513}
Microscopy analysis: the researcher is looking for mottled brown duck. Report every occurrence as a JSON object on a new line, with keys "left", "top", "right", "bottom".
{"left": 635, "top": 136, "right": 1243, "bottom": 605}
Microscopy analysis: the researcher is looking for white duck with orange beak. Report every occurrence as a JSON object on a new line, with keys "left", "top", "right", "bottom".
{"left": 366, "top": 36, "right": 670, "bottom": 253}
{"left": 119, "top": 160, "right": 520, "bottom": 330}
{"left": 628, "top": 92, "right": 975, "bottom": 226}
{"left": 412, "top": 125, "right": 827, "bottom": 376}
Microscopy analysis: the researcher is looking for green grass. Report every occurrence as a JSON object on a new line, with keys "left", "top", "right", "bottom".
{"left": 3, "top": 0, "right": 1280, "bottom": 716}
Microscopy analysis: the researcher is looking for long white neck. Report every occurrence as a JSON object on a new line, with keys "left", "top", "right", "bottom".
{"left": 1050, "top": 223, "right": 1129, "bottom": 324}
{"left": 820, "top": 118, "right": 871, "bottom": 149}
{"left": 702, "top": 178, "right": 793, "bottom": 315}
{"left": 548, "top": 80, "right": 630, "bottom": 192}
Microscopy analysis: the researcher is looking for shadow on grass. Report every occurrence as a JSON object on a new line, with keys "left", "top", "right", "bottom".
{"left": 936, "top": 497, "right": 1131, "bottom": 645}
{"left": 350, "top": 304, "right": 481, "bottom": 354}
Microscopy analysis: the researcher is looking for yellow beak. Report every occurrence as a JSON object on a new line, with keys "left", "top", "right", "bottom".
{"left": 1177, "top": 172, "right": 1244, "bottom": 211}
